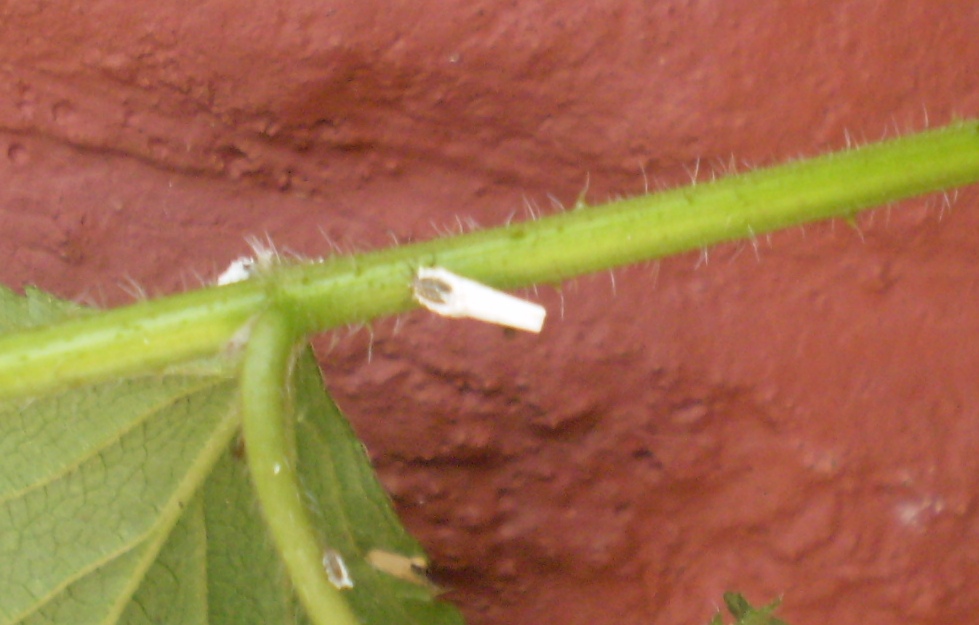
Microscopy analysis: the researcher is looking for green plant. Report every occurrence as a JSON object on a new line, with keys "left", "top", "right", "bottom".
{"left": 1, "top": 121, "right": 977, "bottom": 625}
{"left": 708, "top": 593, "right": 789, "bottom": 625}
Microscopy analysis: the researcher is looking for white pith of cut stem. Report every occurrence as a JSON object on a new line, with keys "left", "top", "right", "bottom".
{"left": 413, "top": 267, "right": 546, "bottom": 333}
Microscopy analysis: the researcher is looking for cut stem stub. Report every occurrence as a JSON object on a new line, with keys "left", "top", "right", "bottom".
{"left": 412, "top": 267, "right": 546, "bottom": 333}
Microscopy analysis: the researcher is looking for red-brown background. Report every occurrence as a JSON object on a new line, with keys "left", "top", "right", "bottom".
{"left": 2, "top": 2, "right": 979, "bottom": 624}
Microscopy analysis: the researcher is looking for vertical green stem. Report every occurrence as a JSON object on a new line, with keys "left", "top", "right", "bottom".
{"left": 239, "top": 308, "right": 360, "bottom": 625}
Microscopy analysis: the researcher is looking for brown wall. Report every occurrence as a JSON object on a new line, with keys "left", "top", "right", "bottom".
{"left": 2, "top": 2, "right": 978, "bottom": 624}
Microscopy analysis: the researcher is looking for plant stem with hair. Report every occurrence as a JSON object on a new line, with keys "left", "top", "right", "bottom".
{"left": 0, "top": 120, "right": 976, "bottom": 400}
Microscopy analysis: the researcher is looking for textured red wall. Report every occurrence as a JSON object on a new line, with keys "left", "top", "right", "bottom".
{"left": 2, "top": 2, "right": 979, "bottom": 624}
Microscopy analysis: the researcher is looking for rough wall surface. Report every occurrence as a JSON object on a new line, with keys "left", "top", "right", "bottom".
{"left": 2, "top": 2, "right": 979, "bottom": 624}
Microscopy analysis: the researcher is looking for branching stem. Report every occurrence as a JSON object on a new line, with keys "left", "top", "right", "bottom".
{"left": 0, "top": 121, "right": 976, "bottom": 400}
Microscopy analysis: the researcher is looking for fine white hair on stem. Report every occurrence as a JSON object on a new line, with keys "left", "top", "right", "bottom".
{"left": 608, "top": 270, "right": 617, "bottom": 296}
{"left": 178, "top": 268, "right": 209, "bottom": 293}
{"left": 189, "top": 268, "right": 209, "bottom": 288}
{"left": 322, "top": 330, "right": 342, "bottom": 354}
{"left": 890, "top": 115, "right": 904, "bottom": 136}
{"left": 933, "top": 195, "right": 949, "bottom": 219}
{"left": 429, "top": 219, "right": 447, "bottom": 237}
{"left": 937, "top": 189, "right": 959, "bottom": 221}
{"left": 365, "top": 324, "right": 375, "bottom": 364}
{"left": 650, "top": 260, "right": 661, "bottom": 289}
{"left": 77, "top": 283, "right": 108, "bottom": 309}
{"left": 746, "top": 225, "right": 761, "bottom": 261}
{"left": 695, "top": 247, "right": 710, "bottom": 269}
{"left": 575, "top": 172, "right": 591, "bottom": 209}
{"left": 318, "top": 225, "right": 345, "bottom": 256}
{"left": 391, "top": 314, "right": 405, "bottom": 336}
{"left": 727, "top": 241, "right": 746, "bottom": 264}
{"left": 849, "top": 218, "right": 866, "bottom": 244}
{"left": 335, "top": 321, "right": 377, "bottom": 364}
{"left": 521, "top": 195, "right": 541, "bottom": 221}
{"left": 684, "top": 158, "right": 701, "bottom": 186}
{"left": 118, "top": 275, "right": 148, "bottom": 301}
{"left": 245, "top": 233, "right": 280, "bottom": 267}
{"left": 453, "top": 214, "right": 478, "bottom": 234}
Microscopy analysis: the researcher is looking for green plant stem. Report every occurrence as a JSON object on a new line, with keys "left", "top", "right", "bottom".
{"left": 0, "top": 121, "right": 976, "bottom": 400}
{"left": 239, "top": 307, "right": 361, "bottom": 625}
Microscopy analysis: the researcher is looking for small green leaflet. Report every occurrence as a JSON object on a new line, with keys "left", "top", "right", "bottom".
{"left": 708, "top": 592, "right": 790, "bottom": 625}
{"left": 0, "top": 285, "right": 464, "bottom": 625}
{"left": 291, "top": 347, "right": 464, "bottom": 624}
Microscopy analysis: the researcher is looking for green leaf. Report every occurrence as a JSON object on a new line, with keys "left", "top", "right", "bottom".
{"left": 0, "top": 371, "right": 239, "bottom": 625}
{"left": 710, "top": 593, "right": 789, "bottom": 625}
{"left": 0, "top": 286, "right": 463, "bottom": 624}
{"left": 0, "top": 286, "right": 89, "bottom": 333}
{"left": 724, "top": 592, "right": 754, "bottom": 618}
{"left": 291, "top": 348, "right": 464, "bottom": 624}
{"left": 199, "top": 450, "right": 301, "bottom": 624}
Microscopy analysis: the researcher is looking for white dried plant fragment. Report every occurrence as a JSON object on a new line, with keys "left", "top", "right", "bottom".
{"left": 366, "top": 549, "right": 438, "bottom": 590}
{"left": 412, "top": 267, "right": 546, "bottom": 333}
{"left": 216, "top": 236, "right": 280, "bottom": 285}
{"left": 217, "top": 257, "right": 257, "bottom": 285}
{"left": 322, "top": 548, "right": 354, "bottom": 589}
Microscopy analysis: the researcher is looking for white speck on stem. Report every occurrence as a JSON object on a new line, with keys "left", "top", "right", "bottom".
{"left": 217, "top": 236, "right": 281, "bottom": 285}
{"left": 217, "top": 256, "right": 257, "bottom": 285}
{"left": 412, "top": 267, "right": 546, "bottom": 333}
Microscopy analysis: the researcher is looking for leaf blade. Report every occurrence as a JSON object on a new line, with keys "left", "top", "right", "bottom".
{"left": 291, "top": 348, "right": 466, "bottom": 625}
{"left": 0, "top": 286, "right": 466, "bottom": 625}
{"left": 0, "top": 376, "right": 238, "bottom": 624}
{"left": 202, "top": 449, "right": 301, "bottom": 625}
